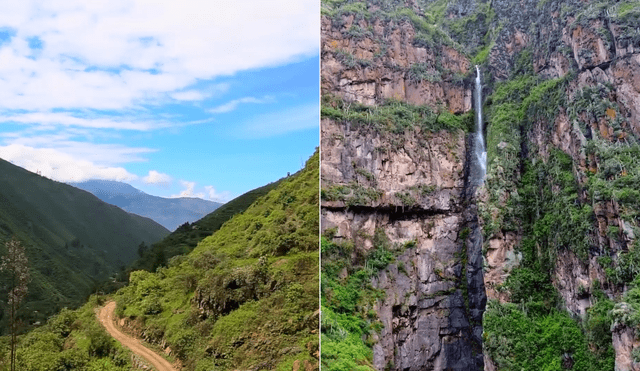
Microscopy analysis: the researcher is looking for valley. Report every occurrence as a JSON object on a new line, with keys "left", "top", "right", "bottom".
{"left": 0, "top": 150, "right": 319, "bottom": 371}
{"left": 68, "top": 180, "right": 222, "bottom": 232}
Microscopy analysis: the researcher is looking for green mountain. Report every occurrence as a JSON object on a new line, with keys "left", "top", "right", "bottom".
{"left": 113, "top": 150, "right": 319, "bottom": 370}
{"left": 125, "top": 178, "right": 283, "bottom": 274}
{"left": 0, "top": 158, "right": 169, "bottom": 330}
{"left": 4, "top": 149, "right": 319, "bottom": 371}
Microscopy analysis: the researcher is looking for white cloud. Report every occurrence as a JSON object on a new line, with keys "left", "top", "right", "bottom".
{"left": 0, "top": 112, "right": 175, "bottom": 131}
{"left": 0, "top": 144, "right": 137, "bottom": 182}
{"left": 143, "top": 170, "right": 172, "bottom": 186}
{"left": 0, "top": 0, "right": 319, "bottom": 112}
{"left": 170, "top": 181, "right": 232, "bottom": 202}
{"left": 5, "top": 135, "right": 155, "bottom": 165}
{"left": 170, "top": 90, "right": 205, "bottom": 102}
{"left": 242, "top": 104, "right": 319, "bottom": 138}
{"left": 209, "top": 96, "right": 275, "bottom": 114}
{"left": 171, "top": 180, "right": 205, "bottom": 199}
{"left": 204, "top": 185, "right": 232, "bottom": 202}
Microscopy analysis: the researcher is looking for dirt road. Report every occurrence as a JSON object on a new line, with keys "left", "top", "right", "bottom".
{"left": 97, "top": 301, "right": 177, "bottom": 371}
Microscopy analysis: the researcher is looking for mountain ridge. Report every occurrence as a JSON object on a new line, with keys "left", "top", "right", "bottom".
{"left": 0, "top": 157, "right": 169, "bottom": 330}
{"left": 68, "top": 179, "right": 222, "bottom": 231}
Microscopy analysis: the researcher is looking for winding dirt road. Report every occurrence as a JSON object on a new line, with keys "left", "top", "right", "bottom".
{"left": 97, "top": 301, "right": 177, "bottom": 371}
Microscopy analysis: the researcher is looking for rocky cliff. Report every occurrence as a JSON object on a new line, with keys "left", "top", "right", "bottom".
{"left": 321, "top": 0, "right": 640, "bottom": 370}
{"left": 321, "top": 1, "right": 484, "bottom": 369}
{"left": 322, "top": 116, "right": 484, "bottom": 370}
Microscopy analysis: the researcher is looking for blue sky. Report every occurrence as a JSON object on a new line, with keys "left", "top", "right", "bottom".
{"left": 0, "top": 1, "right": 319, "bottom": 201}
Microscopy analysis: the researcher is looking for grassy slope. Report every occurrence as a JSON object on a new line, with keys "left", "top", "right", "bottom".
{"left": 113, "top": 150, "right": 319, "bottom": 370}
{"left": 0, "top": 158, "right": 169, "bottom": 330}
{"left": 125, "top": 178, "right": 283, "bottom": 274}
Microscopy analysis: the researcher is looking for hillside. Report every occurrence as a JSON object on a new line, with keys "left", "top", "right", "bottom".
{"left": 321, "top": 0, "right": 640, "bottom": 370}
{"left": 69, "top": 180, "right": 222, "bottom": 231}
{"left": 111, "top": 149, "right": 319, "bottom": 370}
{"left": 0, "top": 158, "right": 169, "bottom": 331}
{"left": 125, "top": 178, "right": 283, "bottom": 274}
{"left": 3, "top": 150, "right": 318, "bottom": 371}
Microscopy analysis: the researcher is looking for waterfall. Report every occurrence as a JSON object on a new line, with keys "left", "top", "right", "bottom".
{"left": 474, "top": 65, "right": 487, "bottom": 184}
{"left": 443, "top": 65, "right": 488, "bottom": 370}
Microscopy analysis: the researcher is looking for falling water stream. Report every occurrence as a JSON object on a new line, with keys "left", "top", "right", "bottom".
{"left": 474, "top": 65, "right": 487, "bottom": 185}
{"left": 453, "top": 64, "right": 487, "bottom": 370}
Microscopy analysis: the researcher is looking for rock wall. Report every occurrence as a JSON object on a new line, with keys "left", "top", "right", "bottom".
{"left": 322, "top": 0, "right": 640, "bottom": 369}
{"left": 321, "top": 14, "right": 472, "bottom": 112}
{"left": 476, "top": 0, "right": 640, "bottom": 369}
{"left": 320, "top": 2, "right": 488, "bottom": 369}
{"left": 321, "top": 117, "right": 484, "bottom": 370}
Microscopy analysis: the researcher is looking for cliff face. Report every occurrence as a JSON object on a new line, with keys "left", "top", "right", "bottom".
{"left": 322, "top": 117, "right": 483, "bottom": 369}
{"left": 322, "top": 0, "right": 640, "bottom": 370}
{"left": 477, "top": 1, "right": 640, "bottom": 369}
{"left": 321, "top": 12, "right": 472, "bottom": 111}
{"left": 321, "top": 2, "right": 484, "bottom": 369}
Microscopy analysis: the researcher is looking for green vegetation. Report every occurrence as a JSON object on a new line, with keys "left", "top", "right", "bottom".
{"left": 321, "top": 229, "right": 399, "bottom": 371}
{"left": 2, "top": 296, "right": 134, "bottom": 371}
{"left": 617, "top": 2, "right": 640, "bottom": 18}
{"left": 321, "top": 94, "right": 474, "bottom": 134}
{"left": 0, "top": 158, "right": 168, "bottom": 333}
{"left": 480, "top": 42, "right": 632, "bottom": 368}
{"left": 322, "top": 0, "right": 459, "bottom": 50}
{"left": 1, "top": 238, "right": 30, "bottom": 371}
{"left": 517, "top": 151, "right": 594, "bottom": 262}
{"left": 334, "top": 49, "right": 372, "bottom": 69}
{"left": 481, "top": 51, "right": 571, "bottom": 238}
{"left": 322, "top": 182, "right": 383, "bottom": 207}
{"left": 391, "top": 7, "right": 459, "bottom": 51}
{"left": 471, "top": 41, "right": 494, "bottom": 65}
{"left": 394, "top": 191, "right": 416, "bottom": 207}
{"left": 111, "top": 150, "right": 319, "bottom": 370}
{"left": 443, "top": 2, "right": 496, "bottom": 58}
{"left": 484, "top": 300, "right": 614, "bottom": 371}
{"left": 407, "top": 62, "right": 442, "bottom": 83}
{"left": 125, "top": 179, "right": 282, "bottom": 275}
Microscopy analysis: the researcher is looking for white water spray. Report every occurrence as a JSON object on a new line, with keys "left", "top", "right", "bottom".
{"left": 474, "top": 65, "right": 487, "bottom": 184}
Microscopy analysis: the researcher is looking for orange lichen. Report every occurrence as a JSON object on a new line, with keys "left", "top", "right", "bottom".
{"left": 606, "top": 107, "right": 616, "bottom": 119}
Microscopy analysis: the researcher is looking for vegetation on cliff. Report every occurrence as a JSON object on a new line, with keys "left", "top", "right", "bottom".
{"left": 321, "top": 94, "right": 474, "bottom": 134}
{"left": 480, "top": 0, "right": 640, "bottom": 363}
{"left": 321, "top": 229, "right": 398, "bottom": 371}
{"left": 323, "top": 0, "right": 640, "bottom": 368}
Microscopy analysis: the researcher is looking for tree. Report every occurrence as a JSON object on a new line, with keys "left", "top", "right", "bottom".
{"left": 137, "top": 241, "right": 148, "bottom": 257}
{"left": 1, "top": 238, "right": 30, "bottom": 371}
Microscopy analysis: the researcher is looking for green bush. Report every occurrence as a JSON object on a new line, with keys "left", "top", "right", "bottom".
{"left": 321, "top": 94, "right": 471, "bottom": 134}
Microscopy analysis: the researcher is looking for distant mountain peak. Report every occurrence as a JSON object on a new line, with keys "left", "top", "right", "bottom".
{"left": 68, "top": 179, "right": 222, "bottom": 231}
{"left": 70, "top": 179, "right": 144, "bottom": 197}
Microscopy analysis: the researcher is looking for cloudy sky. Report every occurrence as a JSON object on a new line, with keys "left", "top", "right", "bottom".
{"left": 0, "top": 1, "right": 319, "bottom": 202}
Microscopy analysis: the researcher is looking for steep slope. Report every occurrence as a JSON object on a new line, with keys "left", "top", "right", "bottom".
{"left": 111, "top": 150, "right": 319, "bottom": 370}
{"left": 321, "top": 2, "right": 483, "bottom": 369}
{"left": 69, "top": 180, "right": 222, "bottom": 231}
{"left": 460, "top": 1, "right": 640, "bottom": 370}
{"left": 124, "top": 179, "right": 283, "bottom": 274}
{"left": 321, "top": 0, "right": 640, "bottom": 370}
{"left": 0, "top": 158, "right": 169, "bottom": 331}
